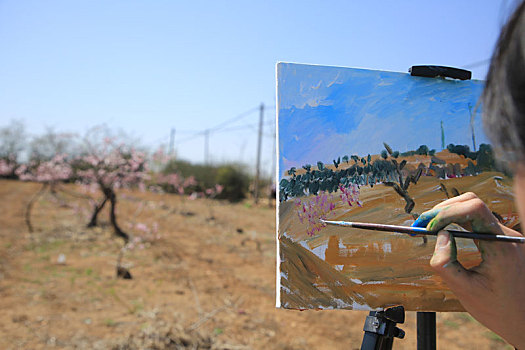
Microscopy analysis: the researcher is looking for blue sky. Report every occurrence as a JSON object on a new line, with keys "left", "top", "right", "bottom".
{"left": 278, "top": 63, "right": 485, "bottom": 174}
{"left": 0, "top": 1, "right": 517, "bottom": 177}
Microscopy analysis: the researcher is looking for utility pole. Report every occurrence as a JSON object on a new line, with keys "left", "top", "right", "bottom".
{"left": 254, "top": 103, "right": 264, "bottom": 204}
{"left": 441, "top": 121, "right": 445, "bottom": 150}
{"left": 469, "top": 100, "right": 481, "bottom": 152}
{"left": 204, "top": 129, "right": 209, "bottom": 164}
{"left": 169, "top": 128, "right": 176, "bottom": 155}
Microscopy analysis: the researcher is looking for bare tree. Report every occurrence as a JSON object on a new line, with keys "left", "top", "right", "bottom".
{"left": 0, "top": 120, "right": 27, "bottom": 177}
{"left": 28, "top": 127, "right": 78, "bottom": 162}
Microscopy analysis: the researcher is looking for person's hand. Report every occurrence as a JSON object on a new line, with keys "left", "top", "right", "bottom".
{"left": 412, "top": 192, "right": 525, "bottom": 348}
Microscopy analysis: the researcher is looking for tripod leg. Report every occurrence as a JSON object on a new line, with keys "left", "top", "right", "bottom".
{"left": 417, "top": 312, "right": 436, "bottom": 350}
{"left": 361, "top": 310, "right": 403, "bottom": 350}
{"left": 361, "top": 331, "right": 380, "bottom": 350}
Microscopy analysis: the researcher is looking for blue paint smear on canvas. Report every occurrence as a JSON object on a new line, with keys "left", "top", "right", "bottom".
{"left": 277, "top": 63, "right": 486, "bottom": 179}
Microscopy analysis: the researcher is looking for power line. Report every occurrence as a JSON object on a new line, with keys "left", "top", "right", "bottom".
{"left": 149, "top": 134, "right": 170, "bottom": 145}
{"left": 171, "top": 106, "right": 263, "bottom": 142}
{"left": 168, "top": 103, "right": 276, "bottom": 166}
{"left": 175, "top": 131, "right": 206, "bottom": 145}
{"left": 462, "top": 58, "right": 491, "bottom": 69}
{"left": 175, "top": 129, "right": 203, "bottom": 134}
{"left": 175, "top": 124, "right": 256, "bottom": 144}
{"left": 175, "top": 119, "right": 274, "bottom": 144}
{"left": 212, "top": 106, "right": 260, "bottom": 132}
{"left": 216, "top": 123, "right": 257, "bottom": 133}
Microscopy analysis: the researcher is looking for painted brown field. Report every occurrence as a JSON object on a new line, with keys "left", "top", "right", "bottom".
{"left": 279, "top": 171, "right": 517, "bottom": 311}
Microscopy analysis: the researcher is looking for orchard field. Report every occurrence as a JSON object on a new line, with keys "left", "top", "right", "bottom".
{"left": 0, "top": 179, "right": 512, "bottom": 349}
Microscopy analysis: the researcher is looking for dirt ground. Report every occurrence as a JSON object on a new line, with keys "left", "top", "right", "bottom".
{"left": 0, "top": 180, "right": 512, "bottom": 349}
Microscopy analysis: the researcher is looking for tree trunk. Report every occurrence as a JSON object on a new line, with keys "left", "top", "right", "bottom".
{"left": 384, "top": 182, "right": 415, "bottom": 214}
{"left": 48, "top": 183, "right": 70, "bottom": 208}
{"left": 104, "top": 187, "right": 129, "bottom": 242}
{"left": 25, "top": 183, "right": 48, "bottom": 235}
{"left": 87, "top": 196, "right": 108, "bottom": 228}
{"left": 384, "top": 182, "right": 426, "bottom": 244}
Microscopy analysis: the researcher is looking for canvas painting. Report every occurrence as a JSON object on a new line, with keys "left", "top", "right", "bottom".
{"left": 276, "top": 62, "right": 517, "bottom": 312}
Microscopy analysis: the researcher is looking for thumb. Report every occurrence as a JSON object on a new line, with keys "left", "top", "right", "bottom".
{"left": 430, "top": 231, "right": 472, "bottom": 291}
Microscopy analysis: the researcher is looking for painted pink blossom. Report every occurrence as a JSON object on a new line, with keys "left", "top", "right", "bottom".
{"left": 339, "top": 183, "right": 362, "bottom": 207}
{"left": 294, "top": 185, "right": 362, "bottom": 236}
{"left": 295, "top": 192, "right": 336, "bottom": 236}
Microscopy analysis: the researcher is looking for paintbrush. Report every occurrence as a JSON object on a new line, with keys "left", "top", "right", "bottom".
{"left": 320, "top": 220, "right": 525, "bottom": 244}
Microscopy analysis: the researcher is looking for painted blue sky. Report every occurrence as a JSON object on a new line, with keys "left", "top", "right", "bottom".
{"left": 278, "top": 63, "right": 486, "bottom": 175}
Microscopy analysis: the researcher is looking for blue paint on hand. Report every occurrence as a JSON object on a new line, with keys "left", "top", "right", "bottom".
{"left": 412, "top": 215, "right": 432, "bottom": 228}
{"left": 412, "top": 209, "right": 441, "bottom": 225}
{"left": 410, "top": 208, "right": 441, "bottom": 236}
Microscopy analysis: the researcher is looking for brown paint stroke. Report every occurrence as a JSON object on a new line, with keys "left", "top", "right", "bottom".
{"left": 280, "top": 235, "right": 374, "bottom": 309}
{"left": 280, "top": 234, "right": 466, "bottom": 311}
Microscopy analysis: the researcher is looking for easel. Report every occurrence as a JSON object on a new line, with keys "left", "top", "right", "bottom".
{"left": 360, "top": 65, "right": 472, "bottom": 350}
{"left": 361, "top": 306, "right": 405, "bottom": 350}
{"left": 360, "top": 307, "right": 436, "bottom": 350}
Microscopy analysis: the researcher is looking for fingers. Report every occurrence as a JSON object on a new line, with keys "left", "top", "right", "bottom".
{"left": 415, "top": 192, "right": 521, "bottom": 260}
{"left": 412, "top": 192, "right": 480, "bottom": 229}
{"left": 433, "top": 192, "right": 479, "bottom": 209}
{"left": 430, "top": 231, "right": 473, "bottom": 291}
{"left": 499, "top": 223, "right": 524, "bottom": 238}
{"left": 427, "top": 197, "right": 515, "bottom": 261}
{"left": 426, "top": 197, "right": 501, "bottom": 234}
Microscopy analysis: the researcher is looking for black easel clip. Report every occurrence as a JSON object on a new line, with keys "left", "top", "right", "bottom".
{"left": 361, "top": 305, "right": 405, "bottom": 350}
{"left": 409, "top": 65, "right": 472, "bottom": 80}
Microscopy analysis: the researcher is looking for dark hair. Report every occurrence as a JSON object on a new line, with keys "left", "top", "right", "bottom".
{"left": 483, "top": 0, "right": 525, "bottom": 163}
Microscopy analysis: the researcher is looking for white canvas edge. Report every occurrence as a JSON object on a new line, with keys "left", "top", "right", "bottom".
{"left": 275, "top": 62, "right": 281, "bottom": 308}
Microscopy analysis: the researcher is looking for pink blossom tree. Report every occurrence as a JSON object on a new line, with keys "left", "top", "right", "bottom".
{"left": 0, "top": 156, "right": 18, "bottom": 178}
{"left": 203, "top": 184, "right": 223, "bottom": 220}
{"left": 156, "top": 172, "right": 197, "bottom": 195}
{"left": 155, "top": 171, "right": 199, "bottom": 215}
{"left": 77, "top": 138, "right": 148, "bottom": 242}
{"left": 15, "top": 154, "right": 73, "bottom": 233}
